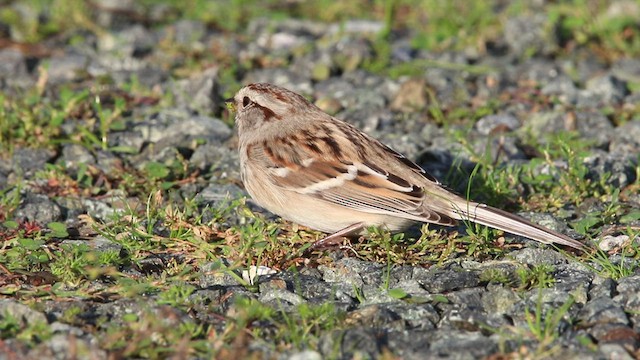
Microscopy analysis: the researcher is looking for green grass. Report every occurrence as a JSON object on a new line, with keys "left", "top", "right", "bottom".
{"left": 0, "top": 311, "right": 52, "bottom": 343}
{"left": 523, "top": 291, "right": 576, "bottom": 357}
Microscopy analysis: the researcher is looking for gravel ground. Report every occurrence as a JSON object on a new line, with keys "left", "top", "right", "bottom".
{"left": 1, "top": 1, "right": 640, "bottom": 359}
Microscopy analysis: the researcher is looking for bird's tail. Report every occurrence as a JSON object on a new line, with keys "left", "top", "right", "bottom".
{"left": 448, "top": 198, "right": 585, "bottom": 249}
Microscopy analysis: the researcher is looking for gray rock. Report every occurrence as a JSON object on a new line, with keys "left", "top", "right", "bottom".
{"left": 524, "top": 287, "right": 576, "bottom": 307}
{"left": 159, "top": 115, "right": 231, "bottom": 145}
{"left": 320, "top": 258, "right": 384, "bottom": 288}
{"left": 171, "top": 20, "right": 206, "bottom": 45}
{"left": 172, "top": 67, "right": 221, "bottom": 113}
{"left": 110, "top": 65, "right": 167, "bottom": 87}
{"left": 598, "top": 235, "right": 631, "bottom": 251}
{"left": 553, "top": 267, "right": 592, "bottom": 304}
{"left": 541, "top": 75, "right": 579, "bottom": 104}
{"left": 256, "top": 29, "right": 310, "bottom": 52}
{"left": 482, "top": 284, "right": 521, "bottom": 314}
{"left": 510, "top": 248, "right": 571, "bottom": 266}
{"left": 61, "top": 144, "right": 95, "bottom": 174}
{"left": 599, "top": 343, "right": 635, "bottom": 360}
{"left": 583, "top": 151, "right": 637, "bottom": 188}
{"left": 0, "top": 49, "right": 30, "bottom": 85}
{"left": 579, "top": 296, "right": 629, "bottom": 326}
{"left": 94, "top": 150, "right": 123, "bottom": 175}
{"left": 98, "top": 25, "right": 156, "bottom": 57}
{"left": 29, "top": 333, "right": 108, "bottom": 360}
{"left": 429, "top": 330, "right": 498, "bottom": 359}
{"left": 134, "top": 109, "right": 193, "bottom": 143}
{"left": 521, "top": 111, "right": 614, "bottom": 148}
{"left": 514, "top": 59, "right": 562, "bottom": 85}
{"left": 196, "top": 183, "right": 245, "bottom": 206}
{"left": 54, "top": 196, "right": 86, "bottom": 223}
{"left": 475, "top": 114, "right": 521, "bottom": 135}
{"left": 385, "top": 302, "right": 439, "bottom": 330}
{"left": 392, "top": 279, "right": 432, "bottom": 299}
{"left": 242, "top": 68, "right": 314, "bottom": 96}
{"left": 136, "top": 115, "right": 232, "bottom": 165}
{"left": 61, "top": 236, "right": 122, "bottom": 254}
{"left": 199, "top": 261, "right": 244, "bottom": 287}
{"left": 319, "top": 328, "right": 381, "bottom": 359}
{"left": 331, "top": 36, "right": 375, "bottom": 72}
{"left": 572, "top": 54, "right": 608, "bottom": 84}
{"left": 414, "top": 263, "right": 481, "bottom": 293}
{"left": 81, "top": 198, "right": 117, "bottom": 221}
{"left": 190, "top": 142, "right": 239, "bottom": 177}
{"left": 107, "top": 129, "right": 146, "bottom": 154}
{"left": 93, "top": 0, "right": 140, "bottom": 28}
{"left": 504, "top": 14, "right": 555, "bottom": 57}
{"left": 358, "top": 284, "right": 399, "bottom": 305}
{"left": 247, "top": 18, "right": 327, "bottom": 41}
{"left": 259, "top": 288, "right": 306, "bottom": 308}
{"left": 611, "top": 120, "right": 640, "bottom": 155}
{"left": 384, "top": 329, "right": 432, "bottom": 359}
{"left": 46, "top": 53, "right": 90, "bottom": 83}
{"left": 469, "top": 135, "right": 527, "bottom": 164}
{"left": 612, "top": 58, "right": 640, "bottom": 84}
{"left": 0, "top": 155, "right": 12, "bottom": 188}
{"left": 15, "top": 193, "right": 62, "bottom": 225}
{"left": 288, "top": 350, "right": 322, "bottom": 360}
{"left": 328, "top": 20, "right": 384, "bottom": 35}
{"left": 614, "top": 275, "right": 640, "bottom": 312}
{"left": 0, "top": 299, "right": 48, "bottom": 325}
{"left": 11, "top": 147, "right": 56, "bottom": 178}
{"left": 291, "top": 273, "right": 354, "bottom": 306}
{"left": 602, "top": 0, "right": 640, "bottom": 19}
{"left": 584, "top": 74, "right": 628, "bottom": 104}
{"left": 424, "top": 66, "right": 470, "bottom": 107}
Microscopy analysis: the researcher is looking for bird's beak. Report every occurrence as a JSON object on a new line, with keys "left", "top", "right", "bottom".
{"left": 224, "top": 97, "right": 236, "bottom": 112}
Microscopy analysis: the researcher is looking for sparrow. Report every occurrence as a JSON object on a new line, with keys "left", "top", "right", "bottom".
{"left": 227, "top": 82, "right": 584, "bottom": 250}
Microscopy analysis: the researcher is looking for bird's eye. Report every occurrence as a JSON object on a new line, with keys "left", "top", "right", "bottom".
{"left": 242, "top": 96, "right": 251, "bottom": 107}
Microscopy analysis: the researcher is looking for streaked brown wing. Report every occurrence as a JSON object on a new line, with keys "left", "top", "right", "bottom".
{"left": 247, "top": 137, "right": 457, "bottom": 226}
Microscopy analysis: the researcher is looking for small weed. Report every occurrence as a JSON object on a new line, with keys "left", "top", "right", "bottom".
{"left": 580, "top": 240, "right": 640, "bottom": 280}
{"left": 278, "top": 302, "right": 344, "bottom": 348}
{"left": 101, "top": 307, "right": 209, "bottom": 358}
{"left": 48, "top": 240, "right": 125, "bottom": 286}
{"left": 0, "top": 90, "right": 64, "bottom": 153}
{"left": 479, "top": 268, "right": 512, "bottom": 285}
{"left": 548, "top": 0, "right": 640, "bottom": 58}
{"left": 221, "top": 296, "right": 344, "bottom": 352}
{"left": 59, "top": 305, "right": 84, "bottom": 324}
{"left": 157, "top": 283, "right": 196, "bottom": 307}
{"left": 0, "top": 222, "right": 54, "bottom": 272}
{"left": 0, "top": 312, "right": 22, "bottom": 339}
{"left": 525, "top": 291, "right": 575, "bottom": 354}
{"left": 0, "top": 312, "right": 52, "bottom": 344}
{"left": 516, "top": 264, "right": 556, "bottom": 291}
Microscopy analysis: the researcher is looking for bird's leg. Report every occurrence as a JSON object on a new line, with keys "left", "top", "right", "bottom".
{"left": 310, "top": 222, "right": 364, "bottom": 250}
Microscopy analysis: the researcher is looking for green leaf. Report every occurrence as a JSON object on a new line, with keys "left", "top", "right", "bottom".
{"left": 18, "top": 238, "right": 45, "bottom": 250}
{"left": 387, "top": 288, "right": 409, "bottom": 299}
{"left": 620, "top": 210, "right": 640, "bottom": 224}
{"left": 431, "top": 294, "right": 450, "bottom": 304}
{"left": 160, "top": 181, "right": 175, "bottom": 190}
{"left": 109, "top": 146, "right": 139, "bottom": 154}
{"left": 47, "top": 222, "right": 69, "bottom": 238}
{"left": 3, "top": 220, "right": 18, "bottom": 229}
{"left": 573, "top": 216, "right": 600, "bottom": 235}
{"left": 122, "top": 313, "right": 138, "bottom": 323}
{"left": 145, "top": 162, "right": 170, "bottom": 179}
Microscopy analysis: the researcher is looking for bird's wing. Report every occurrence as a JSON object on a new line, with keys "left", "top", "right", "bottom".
{"left": 245, "top": 125, "right": 458, "bottom": 226}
